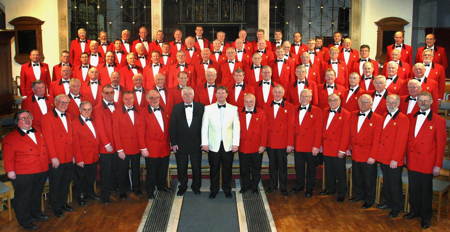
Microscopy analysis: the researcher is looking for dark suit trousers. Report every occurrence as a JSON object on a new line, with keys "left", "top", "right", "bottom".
{"left": 49, "top": 162, "right": 74, "bottom": 211}
{"left": 175, "top": 150, "right": 202, "bottom": 191}
{"left": 239, "top": 152, "right": 263, "bottom": 191}
{"left": 324, "top": 156, "right": 347, "bottom": 197}
{"left": 208, "top": 142, "right": 234, "bottom": 193}
{"left": 74, "top": 163, "right": 97, "bottom": 200}
{"left": 380, "top": 163, "right": 403, "bottom": 212}
{"left": 100, "top": 153, "right": 116, "bottom": 200}
{"left": 145, "top": 156, "right": 169, "bottom": 193}
{"left": 408, "top": 170, "right": 433, "bottom": 222}
{"left": 294, "top": 152, "right": 317, "bottom": 192}
{"left": 352, "top": 161, "right": 377, "bottom": 204}
{"left": 267, "top": 148, "right": 288, "bottom": 191}
{"left": 12, "top": 172, "right": 47, "bottom": 226}
{"left": 117, "top": 154, "right": 141, "bottom": 194}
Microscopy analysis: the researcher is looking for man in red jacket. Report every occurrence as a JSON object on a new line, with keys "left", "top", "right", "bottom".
{"left": 72, "top": 101, "right": 100, "bottom": 206}
{"left": 195, "top": 68, "right": 218, "bottom": 106}
{"left": 21, "top": 80, "right": 53, "bottom": 131}
{"left": 341, "top": 72, "right": 364, "bottom": 112}
{"left": 52, "top": 50, "right": 71, "bottom": 81}
{"left": 113, "top": 91, "right": 145, "bottom": 199}
{"left": 3, "top": 110, "right": 49, "bottom": 230}
{"left": 400, "top": 79, "right": 421, "bottom": 115}
{"left": 405, "top": 91, "right": 446, "bottom": 229}
{"left": 69, "top": 28, "right": 89, "bottom": 66}
{"left": 41, "top": 94, "right": 74, "bottom": 217}
{"left": 351, "top": 44, "right": 379, "bottom": 78}
{"left": 139, "top": 90, "right": 171, "bottom": 199}
{"left": 194, "top": 25, "right": 209, "bottom": 50}
{"left": 287, "top": 64, "right": 319, "bottom": 106}
{"left": 340, "top": 94, "right": 382, "bottom": 209}
{"left": 415, "top": 33, "right": 448, "bottom": 70}
{"left": 374, "top": 94, "right": 409, "bottom": 218}
{"left": 49, "top": 65, "right": 72, "bottom": 97}
{"left": 238, "top": 93, "right": 267, "bottom": 193}
{"left": 321, "top": 94, "right": 350, "bottom": 202}
{"left": 421, "top": 49, "right": 447, "bottom": 99}
{"left": 292, "top": 89, "right": 323, "bottom": 197}
{"left": 227, "top": 69, "right": 255, "bottom": 108}
{"left": 386, "top": 31, "right": 413, "bottom": 64}
{"left": 20, "top": 50, "right": 51, "bottom": 97}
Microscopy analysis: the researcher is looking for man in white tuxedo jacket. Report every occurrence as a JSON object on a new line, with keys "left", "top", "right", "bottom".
{"left": 201, "top": 86, "right": 240, "bottom": 199}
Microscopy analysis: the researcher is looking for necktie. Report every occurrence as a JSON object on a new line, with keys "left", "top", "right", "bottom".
{"left": 237, "top": 50, "right": 243, "bottom": 53}
{"left": 358, "top": 112, "right": 366, "bottom": 117}
{"left": 308, "top": 51, "right": 315, "bottom": 54}
{"left": 344, "top": 49, "right": 351, "bottom": 52}
{"left": 335, "top": 42, "right": 340, "bottom": 46}
{"left": 177, "top": 64, "right": 185, "bottom": 67}
{"left": 258, "top": 50, "right": 265, "bottom": 53}
{"left": 158, "top": 88, "right": 165, "bottom": 91}
{"left": 116, "top": 51, "right": 123, "bottom": 54}
{"left": 174, "top": 41, "right": 181, "bottom": 44}
{"left": 218, "top": 104, "right": 226, "bottom": 108}
{"left": 26, "top": 128, "right": 35, "bottom": 134}
{"left": 162, "top": 54, "right": 169, "bottom": 57}
{"left": 123, "top": 40, "right": 129, "bottom": 44}
{"left": 387, "top": 77, "right": 393, "bottom": 81}
{"left": 214, "top": 51, "right": 221, "bottom": 54}
{"left": 364, "top": 77, "right": 372, "bottom": 80}
{"left": 187, "top": 48, "right": 194, "bottom": 51}
{"left": 202, "top": 62, "right": 209, "bottom": 65}
{"left": 184, "top": 104, "right": 193, "bottom": 108}
{"left": 82, "top": 65, "right": 89, "bottom": 68}
{"left": 387, "top": 112, "right": 393, "bottom": 117}
{"left": 294, "top": 43, "right": 300, "bottom": 47}
{"left": 138, "top": 56, "right": 145, "bottom": 59}
{"left": 80, "top": 40, "right": 86, "bottom": 43}
{"left": 395, "top": 44, "right": 402, "bottom": 48}
{"left": 424, "top": 64, "right": 430, "bottom": 67}
{"left": 112, "top": 87, "right": 119, "bottom": 90}
{"left": 101, "top": 43, "right": 108, "bottom": 46}
{"left": 61, "top": 80, "right": 70, "bottom": 84}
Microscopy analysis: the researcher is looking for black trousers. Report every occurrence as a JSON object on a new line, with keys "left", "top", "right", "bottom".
{"left": 145, "top": 156, "right": 169, "bottom": 193}
{"left": 294, "top": 152, "right": 317, "bottom": 192}
{"left": 239, "top": 152, "right": 263, "bottom": 191}
{"left": 324, "top": 156, "right": 347, "bottom": 197}
{"left": 408, "top": 170, "right": 433, "bottom": 222}
{"left": 208, "top": 143, "right": 234, "bottom": 193}
{"left": 100, "top": 153, "right": 116, "bottom": 200}
{"left": 49, "top": 162, "right": 74, "bottom": 212}
{"left": 175, "top": 150, "right": 202, "bottom": 191}
{"left": 73, "top": 162, "right": 97, "bottom": 200}
{"left": 117, "top": 154, "right": 141, "bottom": 194}
{"left": 267, "top": 148, "right": 288, "bottom": 191}
{"left": 380, "top": 163, "right": 403, "bottom": 212}
{"left": 352, "top": 161, "right": 377, "bottom": 204}
{"left": 12, "top": 172, "right": 47, "bottom": 226}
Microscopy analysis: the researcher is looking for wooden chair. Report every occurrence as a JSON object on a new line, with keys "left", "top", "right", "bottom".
{"left": 432, "top": 178, "right": 450, "bottom": 222}
{"left": 346, "top": 158, "right": 352, "bottom": 198}
{"left": 401, "top": 168, "right": 410, "bottom": 213}
{"left": 0, "top": 181, "right": 13, "bottom": 221}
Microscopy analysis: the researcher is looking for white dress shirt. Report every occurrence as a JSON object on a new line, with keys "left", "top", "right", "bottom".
{"left": 298, "top": 104, "right": 309, "bottom": 125}
{"left": 357, "top": 110, "right": 370, "bottom": 133}
{"left": 363, "top": 76, "right": 372, "bottom": 90}
{"left": 262, "top": 80, "right": 271, "bottom": 103}
{"left": 81, "top": 115, "right": 96, "bottom": 138}
{"left": 273, "top": 100, "right": 282, "bottom": 118}
{"left": 32, "top": 63, "right": 41, "bottom": 80}
{"left": 346, "top": 86, "right": 358, "bottom": 103}
{"left": 81, "top": 65, "right": 89, "bottom": 81}
{"left": 90, "top": 53, "right": 99, "bottom": 67}
{"left": 156, "top": 87, "right": 166, "bottom": 104}
{"left": 35, "top": 95, "right": 48, "bottom": 115}
{"left": 184, "top": 103, "right": 193, "bottom": 127}
{"left": 122, "top": 40, "right": 130, "bottom": 53}
{"left": 80, "top": 41, "right": 86, "bottom": 52}
{"left": 139, "top": 57, "right": 147, "bottom": 68}
{"left": 343, "top": 49, "right": 350, "bottom": 64}
{"left": 55, "top": 108, "right": 68, "bottom": 132}
{"left": 277, "top": 60, "right": 283, "bottom": 76}
{"left": 383, "top": 110, "right": 397, "bottom": 129}
{"left": 326, "top": 107, "right": 339, "bottom": 130}
{"left": 330, "top": 60, "right": 339, "bottom": 76}
{"left": 297, "top": 80, "right": 306, "bottom": 100}
{"left": 22, "top": 128, "right": 37, "bottom": 144}
{"left": 308, "top": 52, "right": 315, "bottom": 64}
{"left": 152, "top": 63, "right": 160, "bottom": 75}
{"left": 234, "top": 83, "right": 243, "bottom": 102}
{"left": 385, "top": 75, "right": 396, "bottom": 88}
{"left": 104, "top": 99, "right": 115, "bottom": 112}
{"left": 245, "top": 108, "right": 253, "bottom": 130}
{"left": 253, "top": 67, "right": 261, "bottom": 82}
{"left": 153, "top": 107, "right": 164, "bottom": 132}
{"left": 207, "top": 84, "right": 215, "bottom": 104}
{"left": 106, "top": 64, "right": 115, "bottom": 77}
{"left": 112, "top": 85, "right": 120, "bottom": 102}
{"left": 90, "top": 81, "right": 99, "bottom": 100}
{"left": 414, "top": 109, "right": 430, "bottom": 137}
{"left": 116, "top": 52, "right": 123, "bottom": 63}
{"left": 424, "top": 62, "right": 432, "bottom": 77}
{"left": 407, "top": 96, "right": 417, "bottom": 114}
{"left": 126, "top": 106, "right": 135, "bottom": 125}
{"left": 134, "top": 88, "right": 143, "bottom": 105}
{"left": 197, "top": 37, "right": 204, "bottom": 49}
{"left": 228, "top": 60, "right": 235, "bottom": 73}
{"left": 372, "top": 89, "right": 386, "bottom": 111}
{"left": 70, "top": 93, "right": 81, "bottom": 107}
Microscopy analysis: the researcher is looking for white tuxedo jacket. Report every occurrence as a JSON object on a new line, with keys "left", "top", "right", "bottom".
{"left": 201, "top": 102, "right": 240, "bottom": 152}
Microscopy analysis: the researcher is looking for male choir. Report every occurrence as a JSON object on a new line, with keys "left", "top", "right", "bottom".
{"left": 3, "top": 27, "right": 447, "bottom": 230}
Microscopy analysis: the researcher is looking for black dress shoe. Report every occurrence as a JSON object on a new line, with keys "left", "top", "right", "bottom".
{"left": 376, "top": 204, "right": 389, "bottom": 209}
{"left": 53, "top": 209, "right": 64, "bottom": 217}
{"left": 304, "top": 192, "right": 312, "bottom": 198}
{"left": 21, "top": 223, "right": 38, "bottom": 230}
{"left": 101, "top": 197, "right": 111, "bottom": 204}
{"left": 148, "top": 193, "right": 155, "bottom": 199}
{"left": 404, "top": 212, "right": 418, "bottom": 220}
{"left": 32, "top": 214, "right": 49, "bottom": 222}
{"left": 119, "top": 193, "right": 127, "bottom": 199}
{"left": 388, "top": 211, "right": 399, "bottom": 218}
{"left": 77, "top": 199, "right": 87, "bottom": 206}
{"left": 87, "top": 194, "right": 101, "bottom": 201}
{"left": 336, "top": 196, "right": 345, "bottom": 202}
{"left": 239, "top": 189, "right": 248, "bottom": 194}
{"left": 350, "top": 197, "right": 363, "bottom": 202}
{"left": 177, "top": 189, "right": 186, "bottom": 196}
{"left": 62, "top": 204, "right": 73, "bottom": 212}
{"left": 209, "top": 192, "right": 217, "bottom": 199}
{"left": 193, "top": 189, "right": 201, "bottom": 195}
{"left": 290, "top": 187, "right": 304, "bottom": 193}
{"left": 362, "top": 202, "right": 373, "bottom": 209}
{"left": 225, "top": 191, "right": 233, "bottom": 198}
{"left": 421, "top": 220, "right": 431, "bottom": 229}
{"left": 319, "top": 190, "right": 335, "bottom": 195}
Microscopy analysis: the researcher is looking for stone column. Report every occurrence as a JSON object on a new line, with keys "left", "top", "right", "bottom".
{"left": 57, "top": 0, "right": 69, "bottom": 51}
{"left": 258, "top": 0, "right": 270, "bottom": 40}
{"left": 151, "top": 0, "right": 163, "bottom": 40}
{"left": 350, "top": 0, "right": 361, "bottom": 49}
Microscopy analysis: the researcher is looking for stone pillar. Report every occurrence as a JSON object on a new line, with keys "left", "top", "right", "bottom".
{"left": 151, "top": 0, "right": 163, "bottom": 40}
{"left": 57, "top": 0, "right": 68, "bottom": 51}
{"left": 258, "top": 0, "right": 270, "bottom": 40}
{"left": 350, "top": 0, "right": 361, "bottom": 49}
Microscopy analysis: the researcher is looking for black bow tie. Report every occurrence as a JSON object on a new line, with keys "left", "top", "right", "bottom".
{"left": 90, "top": 81, "right": 98, "bottom": 84}
{"left": 60, "top": 112, "right": 66, "bottom": 117}
{"left": 276, "top": 59, "right": 284, "bottom": 62}
{"left": 174, "top": 41, "right": 182, "bottom": 45}
{"left": 202, "top": 62, "right": 209, "bottom": 65}
{"left": 237, "top": 50, "right": 243, "bottom": 53}
{"left": 387, "top": 112, "right": 393, "bottom": 117}
{"left": 294, "top": 43, "right": 301, "bottom": 46}
{"left": 308, "top": 51, "right": 315, "bottom": 54}
{"left": 364, "top": 77, "right": 372, "bottom": 80}
{"left": 37, "top": 96, "right": 45, "bottom": 100}
{"left": 91, "top": 54, "right": 97, "bottom": 57}
{"left": 360, "top": 59, "right": 368, "bottom": 62}
{"left": 141, "top": 39, "right": 148, "bottom": 42}
{"left": 62, "top": 63, "right": 70, "bottom": 67}
{"left": 334, "top": 42, "right": 340, "bottom": 46}
{"left": 228, "top": 60, "right": 235, "bottom": 64}
{"left": 297, "top": 81, "right": 305, "bottom": 84}
{"left": 253, "top": 65, "right": 261, "bottom": 69}
{"left": 115, "top": 51, "right": 123, "bottom": 54}
{"left": 127, "top": 107, "right": 135, "bottom": 112}
{"left": 79, "top": 40, "right": 86, "bottom": 43}
{"left": 358, "top": 112, "right": 366, "bottom": 117}
{"left": 26, "top": 128, "right": 35, "bottom": 134}
{"left": 73, "top": 95, "right": 80, "bottom": 99}
{"left": 304, "top": 64, "right": 309, "bottom": 67}
{"left": 257, "top": 50, "right": 265, "bottom": 53}
{"left": 107, "top": 102, "right": 114, "bottom": 106}
{"left": 184, "top": 104, "right": 192, "bottom": 108}
{"left": 409, "top": 96, "right": 416, "bottom": 101}
{"left": 162, "top": 54, "right": 169, "bottom": 57}
{"left": 344, "top": 49, "right": 351, "bottom": 52}
{"left": 134, "top": 88, "right": 143, "bottom": 92}
{"left": 197, "top": 37, "right": 202, "bottom": 40}
{"left": 299, "top": 106, "right": 307, "bottom": 110}
{"left": 129, "top": 66, "right": 137, "bottom": 69}
{"left": 327, "top": 85, "right": 334, "bottom": 89}
{"left": 416, "top": 111, "right": 426, "bottom": 116}
{"left": 153, "top": 107, "right": 161, "bottom": 111}
{"left": 245, "top": 111, "right": 254, "bottom": 114}
{"left": 122, "top": 40, "right": 129, "bottom": 44}
{"left": 157, "top": 88, "right": 165, "bottom": 91}
{"left": 272, "top": 101, "right": 281, "bottom": 106}
{"left": 218, "top": 104, "right": 226, "bottom": 108}
{"left": 424, "top": 64, "right": 430, "bottom": 67}
{"left": 395, "top": 44, "right": 402, "bottom": 48}
{"left": 177, "top": 64, "right": 185, "bottom": 67}
{"left": 235, "top": 84, "right": 243, "bottom": 87}
{"left": 214, "top": 51, "right": 221, "bottom": 54}
{"left": 101, "top": 43, "right": 108, "bottom": 46}
{"left": 331, "top": 61, "right": 338, "bottom": 64}
{"left": 61, "top": 80, "right": 70, "bottom": 84}
{"left": 349, "top": 88, "right": 355, "bottom": 92}
{"left": 138, "top": 56, "right": 145, "bottom": 59}
{"left": 329, "top": 109, "right": 337, "bottom": 113}
{"left": 375, "top": 93, "right": 383, "bottom": 97}
{"left": 263, "top": 81, "right": 271, "bottom": 85}
{"left": 386, "top": 77, "right": 393, "bottom": 81}
{"left": 207, "top": 84, "right": 215, "bottom": 88}
{"left": 107, "top": 64, "right": 115, "bottom": 67}
{"left": 82, "top": 65, "right": 89, "bottom": 68}
{"left": 187, "top": 48, "right": 194, "bottom": 51}
{"left": 153, "top": 64, "right": 160, "bottom": 67}
{"left": 112, "top": 87, "right": 119, "bottom": 90}
{"left": 32, "top": 63, "right": 39, "bottom": 67}
{"left": 85, "top": 118, "right": 92, "bottom": 122}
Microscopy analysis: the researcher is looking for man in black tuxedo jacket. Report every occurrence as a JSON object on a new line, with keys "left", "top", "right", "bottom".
{"left": 169, "top": 86, "right": 205, "bottom": 196}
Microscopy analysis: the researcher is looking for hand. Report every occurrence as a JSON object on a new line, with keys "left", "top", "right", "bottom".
{"left": 7, "top": 171, "right": 16, "bottom": 180}
{"left": 105, "top": 144, "right": 114, "bottom": 153}
{"left": 232, "top": 145, "right": 239, "bottom": 152}
{"left": 337, "top": 151, "right": 345, "bottom": 158}
{"left": 51, "top": 158, "right": 60, "bottom": 168}
{"left": 141, "top": 149, "right": 149, "bottom": 157}
{"left": 312, "top": 147, "right": 320, "bottom": 156}
{"left": 202, "top": 145, "right": 209, "bottom": 152}
{"left": 346, "top": 150, "right": 352, "bottom": 156}
{"left": 367, "top": 157, "right": 375, "bottom": 165}
{"left": 118, "top": 151, "right": 126, "bottom": 160}
{"left": 389, "top": 160, "right": 398, "bottom": 169}
{"left": 258, "top": 146, "right": 266, "bottom": 154}
{"left": 286, "top": 146, "right": 294, "bottom": 153}
{"left": 319, "top": 146, "right": 323, "bottom": 153}
{"left": 171, "top": 145, "right": 179, "bottom": 152}
{"left": 77, "top": 162, "right": 85, "bottom": 168}
{"left": 433, "top": 166, "right": 441, "bottom": 176}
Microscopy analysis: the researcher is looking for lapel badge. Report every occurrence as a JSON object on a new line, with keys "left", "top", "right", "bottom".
{"left": 429, "top": 126, "right": 433, "bottom": 130}
{"left": 256, "top": 117, "right": 259, "bottom": 121}
{"left": 310, "top": 114, "right": 313, "bottom": 118}
{"left": 338, "top": 116, "right": 342, "bottom": 120}
{"left": 369, "top": 123, "right": 373, "bottom": 127}
{"left": 393, "top": 122, "right": 397, "bottom": 126}
{"left": 284, "top": 109, "right": 287, "bottom": 113}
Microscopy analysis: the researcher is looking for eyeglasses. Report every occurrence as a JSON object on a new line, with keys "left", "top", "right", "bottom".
{"left": 18, "top": 116, "right": 33, "bottom": 121}
{"left": 103, "top": 91, "right": 115, "bottom": 94}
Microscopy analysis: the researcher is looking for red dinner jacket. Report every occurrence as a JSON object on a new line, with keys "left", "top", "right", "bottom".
{"left": 49, "top": 78, "right": 71, "bottom": 97}
{"left": 290, "top": 43, "right": 308, "bottom": 57}
{"left": 118, "top": 65, "right": 143, "bottom": 90}
{"left": 385, "top": 76, "right": 405, "bottom": 94}
{"left": 195, "top": 84, "right": 217, "bottom": 106}
{"left": 340, "top": 111, "right": 383, "bottom": 163}
{"left": 400, "top": 77, "right": 440, "bottom": 104}
{"left": 255, "top": 81, "right": 278, "bottom": 108}
{"left": 153, "top": 87, "right": 168, "bottom": 109}
{"left": 113, "top": 51, "right": 127, "bottom": 67}
{"left": 194, "top": 37, "right": 210, "bottom": 51}
{"left": 255, "top": 50, "right": 275, "bottom": 66}
{"left": 149, "top": 40, "right": 163, "bottom": 54}
{"left": 298, "top": 62, "right": 322, "bottom": 84}
{"left": 416, "top": 46, "right": 448, "bottom": 70}
{"left": 210, "top": 52, "right": 227, "bottom": 64}
{"left": 66, "top": 93, "right": 92, "bottom": 118}
{"left": 341, "top": 86, "right": 364, "bottom": 112}
{"left": 316, "top": 47, "right": 330, "bottom": 61}
{"left": 167, "top": 86, "right": 184, "bottom": 114}
{"left": 264, "top": 100, "right": 295, "bottom": 149}
{"left": 70, "top": 39, "right": 90, "bottom": 66}
{"left": 287, "top": 80, "right": 319, "bottom": 106}
{"left": 235, "top": 51, "right": 252, "bottom": 68}
{"left": 72, "top": 116, "right": 100, "bottom": 165}
{"left": 135, "top": 54, "right": 149, "bottom": 69}
{"left": 142, "top": 63, "right": 168, "bottom": 90}
{"left": 193, "top": 60, "right": 220, "bottom": 88}
{"left": 321, "top": 60, "right": 348, "bottom": 87}
{"left": 270, "top": 60, "right": 295, "bottom": 88}
{"left": 133, "top": 88, "right": 148, "bottom": 111}
{"left": 386, "top": 44, "right": 413, "bottom": 64}
{"left": 399, "top": 95, "right": 420, "bottom": 116}
{"left": 112, "top": 107, "right": 145, "bottom": 155}
{"left": 218, "top": 61, "right": 243, "bottom": 87}
{"left": 21, "top": 95, "right": 53, "bottom": 131}
{"left": 138, "top": 107, "right": 171, "bottom": 158}
{"left": 80, "top": 81, "right": 102, "bottom": 106}
{"left": 52, "top": 63, "right": 72, "bottom": 81}
{"left": 20, "top": 62, "right": 51, "bottom": 97}
{"left": 160, "top": 54, "right": 177, "bottom": 66}
{"left": 317, "top": 83, "right": 346, "bottom": 109}
{"left": 93, "top": 100, "right": 118, "bottom": 154}
{"left": 369, "top": 90, "right": 389, "bottom": 116}
{"left": 350, "top": 58, "right": 379, "bottom": 77}
{"left": 322, "top": 107, "right": 351, "bottom": 157}
{"left": 73, "top": 64, "right": 92, "bottom": 84}
{"left": 3, "top": 128, "right": 49, "bottom": 174}
{"left": 238, "top": 107, "right": 267, "bottom": 154}
{"left": 339, "top": 48, "right": 360, "bottom": 70}
{"left": 406, "top": 111, "right": 446, "bottom": 174}
{"left": 167, "top": 63, "right": 195, "bottom": 88}
{"left": 293, "top": 105, "right": 323, "bottom": 152}
{"left": 243, "top": 65, "right": 263, "bottom": 87}
{"left": 41, "top": 109, "right": 74, "bottom": 164}
{"left": 381, "top": 61, "right": 411, "bottom": 80}
{"left": 375, "top": 111, "right": 409, "bottom": 166}
{"left": 227, "top": 84, "right": 255, "bottom": 108}
{"left": 252, "top": 40, "right": 273, "bottom": 53}
{"left": 98, "top": 63, "right": 119, "bottom": 84}
{"left": 169, "top": 41, "right": 186, "bottom": 55}
{"left": 88, "top": 53, "right": 105, "bottom": 67}
{"left": 424, "top": 63, "right": 447, "bottom": 98}
{"left": 360, "top": 76, "right": 375, "bottom": 92}
{"left": 98, "top": 41, "right": 110, "bottom": 57}
{"left": 182, "top": 47, "right": 201, "bottom": 65}
{"left": 132, "top": 39, "right": 151, "bottom": 55}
